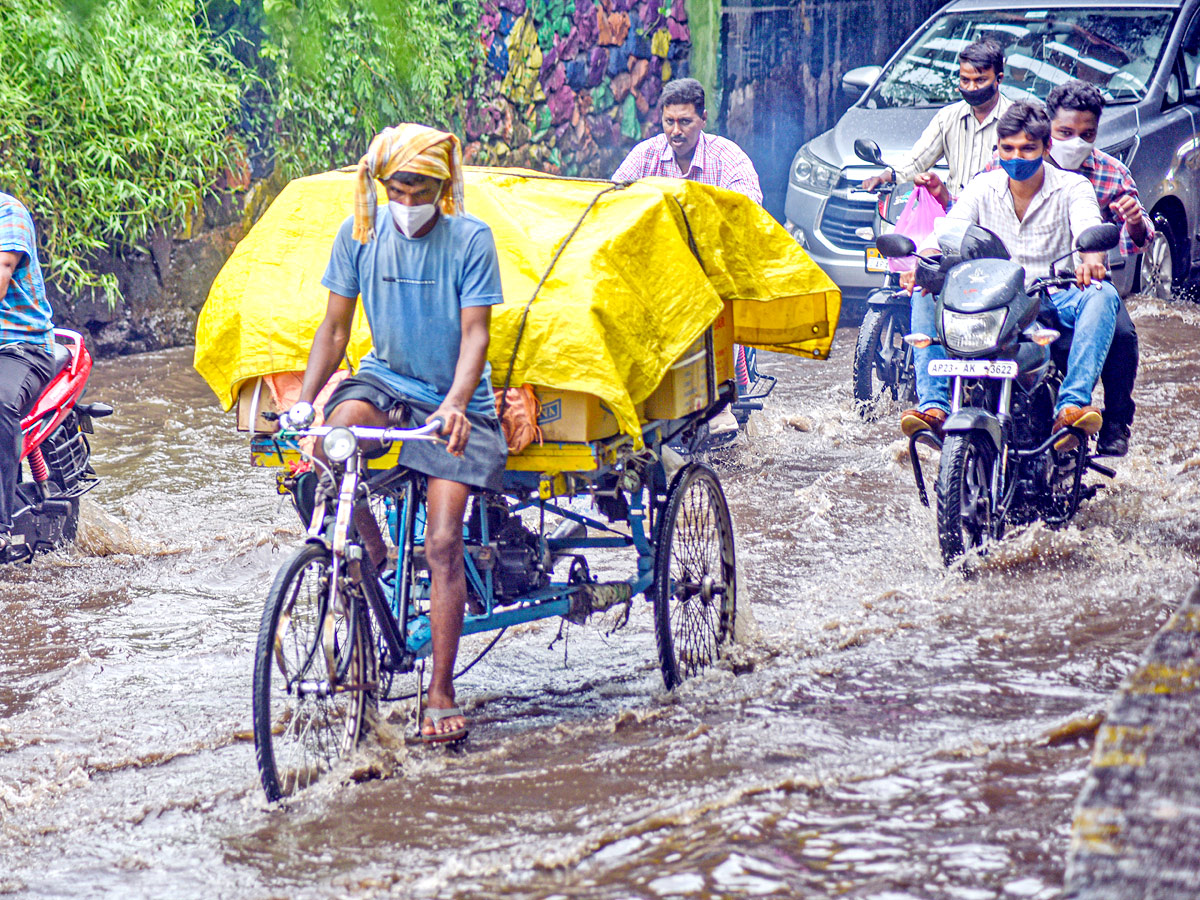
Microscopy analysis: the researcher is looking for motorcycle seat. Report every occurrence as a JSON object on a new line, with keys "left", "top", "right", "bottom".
{"left": 51, "top": 342, "right": 71, "bottom": 377}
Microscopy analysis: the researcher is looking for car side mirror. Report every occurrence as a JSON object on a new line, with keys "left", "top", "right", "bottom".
{"left": 842, "top": 65, "right": 882, "bottom": 100}
{"left": 1075, "top": 222, "right": 1120, "bottom": 254}
{"left": 876, "top": 233, "right": 916, "bottom": 258}
{"left": 854, "top": 138, "right": 887, "bottom": 167}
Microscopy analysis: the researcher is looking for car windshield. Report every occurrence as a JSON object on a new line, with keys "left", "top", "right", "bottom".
{"left": 865, "top": 7, "right": 1176, "bottom": 108}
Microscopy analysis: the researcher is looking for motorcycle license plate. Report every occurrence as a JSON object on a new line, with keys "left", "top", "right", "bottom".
{"left": 928, "top": 359, "right": 1018, "bottom": 379}
{"left": 864, "top": 247, "right": 888, "bottom": 273}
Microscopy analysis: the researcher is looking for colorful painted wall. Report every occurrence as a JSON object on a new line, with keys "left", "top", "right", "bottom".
{"left": 464, "top": 0, "right": 694, "bottom": 178}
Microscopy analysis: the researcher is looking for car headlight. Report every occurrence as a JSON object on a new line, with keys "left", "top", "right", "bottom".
{"left": 791, "top": 145, "right": 841, "bottom": 192}
{"left": 941, "top": 308, "right": 1006, "bottom": 353}
{"left": 322, "top": 427, "right": 358, "bottom": 463}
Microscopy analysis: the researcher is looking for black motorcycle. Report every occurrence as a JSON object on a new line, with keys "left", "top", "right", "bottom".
{"left": 850, "top": 139, "right": 917, "bottom": 418}
{"left": 874, "top": 220, "right": 1122, "bottom": 565}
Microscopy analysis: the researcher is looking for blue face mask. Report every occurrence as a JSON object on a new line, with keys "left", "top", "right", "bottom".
{"left": 999, "top": 155, "right": 1043, "bottom": 182}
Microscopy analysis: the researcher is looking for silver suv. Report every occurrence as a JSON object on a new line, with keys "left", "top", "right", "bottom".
{"left": 785, "top": 0, "right": 1200, "bottom": 303}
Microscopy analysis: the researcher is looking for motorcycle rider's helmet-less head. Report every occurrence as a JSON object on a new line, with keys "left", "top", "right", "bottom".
{"left": 996, "top": 102, "right": 1051, "bottom": 181}
{"left": 1045, "top": 80, "right": 1104, "bottom": 171}
{"left": 957, "top": 39, "right": 1004, "bottom": 108}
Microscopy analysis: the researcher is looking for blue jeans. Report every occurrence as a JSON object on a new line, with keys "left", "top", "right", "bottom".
{"left": 911, "top": 281, "right": 1120, "bottom": 416}
{"left": 911, "top": 288, "right": 948, "bottom": 414}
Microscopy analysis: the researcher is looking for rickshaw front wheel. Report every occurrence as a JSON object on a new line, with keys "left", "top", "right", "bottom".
{"left": 652, "top": 463, "right": 737, "bottom": 690}
{"left": 252, "top": 543, "right": 374, "bottom": 801}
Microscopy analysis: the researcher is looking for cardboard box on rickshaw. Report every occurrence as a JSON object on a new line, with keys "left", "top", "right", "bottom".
{"left": 534, "top": 298, "right": 735, "bottom": 442}
{"left": 238, "top": 299, "right": 738, "bottom": 443}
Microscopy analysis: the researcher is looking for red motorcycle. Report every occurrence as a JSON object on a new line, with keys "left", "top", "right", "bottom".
{"left": 6, "top": 328, "right": 112, "bottom": 562}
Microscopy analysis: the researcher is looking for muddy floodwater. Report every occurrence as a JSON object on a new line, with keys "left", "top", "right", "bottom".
{"left": 2, "top": 296, "right": 1199, "bottom": 899}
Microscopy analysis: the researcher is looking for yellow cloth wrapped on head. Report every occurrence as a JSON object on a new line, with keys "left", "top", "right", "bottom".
{"left": 352, "top": 124, "right": 465, "bottom": 243}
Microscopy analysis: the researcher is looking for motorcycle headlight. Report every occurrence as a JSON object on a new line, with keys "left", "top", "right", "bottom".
{"left": 322, "top": 427, "right": 358, "bottom": 463}
{"left": 790, "top": 145, "right": 841, "bottom": 192}
{"left": 941, "top": 308, "right": 1006, "bottom": 353}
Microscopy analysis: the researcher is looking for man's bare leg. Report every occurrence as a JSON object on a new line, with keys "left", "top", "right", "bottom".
{"left": 421, "top": 477, "right": 472, "bottom": 738}
{"left": 320, "top": 398, "right": 391, "bottom": 568}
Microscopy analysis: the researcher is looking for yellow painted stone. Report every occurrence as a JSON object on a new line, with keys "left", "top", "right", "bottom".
{"left": 1070, "top": 807, "right": 1124, "bottom": 856}
{"left": 1091, "top": 724, "right": 1152, "bottom": 768}
{"left": 1127, "top": 662, "right": 1200, "bottom": 694}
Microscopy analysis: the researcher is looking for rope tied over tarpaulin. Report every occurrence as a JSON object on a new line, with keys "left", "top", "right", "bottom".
{"left": 498, "top": 179, "right": 628, "bottom": 416}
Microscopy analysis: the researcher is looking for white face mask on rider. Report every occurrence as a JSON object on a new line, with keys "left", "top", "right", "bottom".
{"left": 1049, "top": 135, "right": 1094, "bottom": 171}
{"left": 388, "top": 200, "right": 437, "bottom": 238}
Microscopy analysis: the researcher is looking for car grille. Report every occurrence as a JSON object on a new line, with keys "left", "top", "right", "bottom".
{"left": 819, "top": 194, "right": 877, "bottom": 250}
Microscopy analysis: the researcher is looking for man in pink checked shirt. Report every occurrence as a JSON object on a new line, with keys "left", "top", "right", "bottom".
{"left": 613, "top": 77, "right": 764, "bottom": 435}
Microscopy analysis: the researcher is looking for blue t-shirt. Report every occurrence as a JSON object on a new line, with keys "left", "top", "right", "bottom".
{"left": 0, "top": 193, "right": 53, "bottom": 352}
{"left": 321, "top": 209, "right": 505, "bottom": 417}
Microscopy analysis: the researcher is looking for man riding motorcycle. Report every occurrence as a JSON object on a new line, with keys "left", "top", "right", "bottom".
{"left": 900, "top": 102, "right": 1119, "bottom": 451}
{"left": 861, "top": 39, "right": 1012, "bottom": 206}
{"left": 0, "top": 193, "right": 56, "bottom": 556}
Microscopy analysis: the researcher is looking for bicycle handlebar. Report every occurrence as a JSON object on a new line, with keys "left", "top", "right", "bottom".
{"left": 283, "top": 419, "right": 446, "bottom": 442}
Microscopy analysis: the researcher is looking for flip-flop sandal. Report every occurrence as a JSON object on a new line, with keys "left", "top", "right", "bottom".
{"left": 419, "top": 706, "right": 469, "bottom": 744}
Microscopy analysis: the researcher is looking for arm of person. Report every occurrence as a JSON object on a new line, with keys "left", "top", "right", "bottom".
{"left": 430, "top": 305, "right": 490, "bottom": 456}
{"left": 913, "top": 172, "right": 951, "bottom": 210}
{"left": 297, "top": 292, "right": 357, "bottom": 404}
{"left": 900, "top": 185, "right": 984, "bottom": 293}
{"left": 0, "top": 250, "right": 20, "bottom": 301}
{"left": 1066, "top": 177, "right": 1108, "bottom": 287}
{"left": 725, "top": 170, "right": 764, "bottom": 206}
{"left": 1110, "top": 192, "right": 1151, "bottom": 252}
{"left": 891, "top": 109, "right": 950, "bottom": 184}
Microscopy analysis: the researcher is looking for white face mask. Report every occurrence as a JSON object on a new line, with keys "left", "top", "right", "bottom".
{"left": 1049, "top": 135, "right": 1094, "bottom": 171}
{"left": 388, "top": 200, "right": 437, "bottom": 238}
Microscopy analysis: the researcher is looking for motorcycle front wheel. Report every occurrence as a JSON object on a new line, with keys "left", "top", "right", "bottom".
{"left": 852, "top": 307, "right": 914, "bottom": 419}
{"left": 936, "top": 433, "right": 996, "bottom": 566}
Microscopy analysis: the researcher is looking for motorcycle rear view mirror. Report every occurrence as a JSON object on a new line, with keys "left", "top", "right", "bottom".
{"left": 853, "top": 139, "right": 886, "bottom": 167}
{"left": 1075, "top": 222, "right": 1121, "bottom": 254}
{"left": 876, "top": 233, "right": 916, "bottom": 258}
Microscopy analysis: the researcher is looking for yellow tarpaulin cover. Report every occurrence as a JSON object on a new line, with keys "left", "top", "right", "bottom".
{"left": 194, "top": 166, "right": 841, "bottom": 438}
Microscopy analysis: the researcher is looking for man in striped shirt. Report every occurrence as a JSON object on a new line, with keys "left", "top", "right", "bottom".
{"left": 0, "top": 193, "right": 56, "bottom": 555}
{"left": 613, "top": 77, "right": 763, "bottom": 436}
{"left": 861, "top": 40, "right": 1012, "bottom": 201}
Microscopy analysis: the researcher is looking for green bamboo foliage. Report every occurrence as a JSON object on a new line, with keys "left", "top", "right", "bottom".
{"left": 251, "top": 0, "right": 481, "bottom": 177}
{"left": 0, "top": 0, "right": 481, "bottom": 304}
{"left": 0, "top": 0, "right": 241, "bottom": 299}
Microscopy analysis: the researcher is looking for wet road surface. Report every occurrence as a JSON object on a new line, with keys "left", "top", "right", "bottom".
{"left": 1, "top": 295, "right": 1198, "bottom": 899}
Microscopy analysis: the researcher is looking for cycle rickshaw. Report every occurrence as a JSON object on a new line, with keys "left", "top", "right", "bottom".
{"left": 194, "top": 166, "right": 840, "bottom": 800}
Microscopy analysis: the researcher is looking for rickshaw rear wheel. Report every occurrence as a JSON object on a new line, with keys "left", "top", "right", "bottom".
{"left": 652, "top": 463, "right": 737, "bottom": 690}
{"left": 253, "top": 543, "right": 374, "bottom": 801}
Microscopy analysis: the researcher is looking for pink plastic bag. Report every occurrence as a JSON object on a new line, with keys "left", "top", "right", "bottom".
{"left": 887, "top": 186, "right": 946, "bottom": 273}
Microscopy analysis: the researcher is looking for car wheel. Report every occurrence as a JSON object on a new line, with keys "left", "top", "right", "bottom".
{"left": 1139, "top": 214, "right": 1180, "bottom": 300}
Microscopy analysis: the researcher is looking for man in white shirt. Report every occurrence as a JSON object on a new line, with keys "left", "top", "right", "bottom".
{"left": 899, "top": 102, "right": 1120, "bottom": 449}
{"left": 861, "top": 39, "right": 1012, "bottom": 201}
